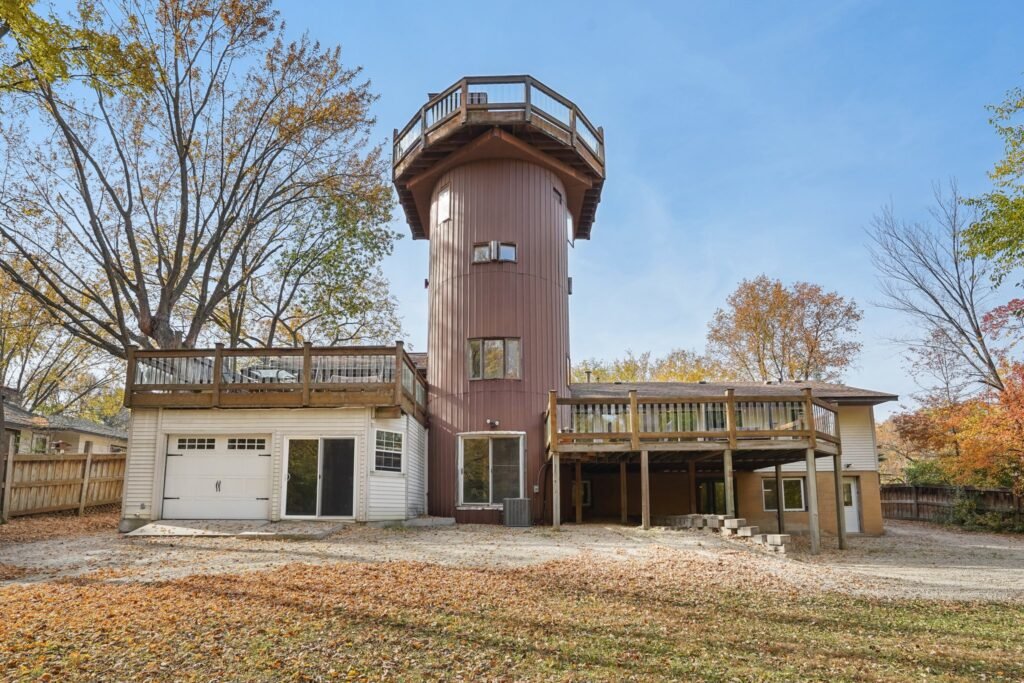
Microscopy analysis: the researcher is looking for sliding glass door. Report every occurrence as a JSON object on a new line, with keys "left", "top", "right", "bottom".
{"left": 285, "top": 438, "right": 355, "bottom": 518}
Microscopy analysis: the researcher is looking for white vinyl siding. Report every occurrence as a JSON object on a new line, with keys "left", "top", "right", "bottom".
{"left": 405, "top": 415, "right": 427, "bottom": 516}
{"left": 122, "top": 409, "right": 160, "bottom": 524}
{"left": 769, "top": 405, "right": 879, "bottom": 474}
{"left": 122, "top": 407, "right": 429, "bottom": 525}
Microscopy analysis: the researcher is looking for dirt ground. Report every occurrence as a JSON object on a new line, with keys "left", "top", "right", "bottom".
{"left": 1, "top": 512, "right": 1022, "bottom": 602}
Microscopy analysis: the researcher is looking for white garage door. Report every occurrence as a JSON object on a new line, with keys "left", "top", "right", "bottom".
{"left": 163, "top": 435, "right": 272, "bottom": 519}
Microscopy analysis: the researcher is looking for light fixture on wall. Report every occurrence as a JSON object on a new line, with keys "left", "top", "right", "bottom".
{"left": 486, "top": 419, "right": 500, "bottom": 429}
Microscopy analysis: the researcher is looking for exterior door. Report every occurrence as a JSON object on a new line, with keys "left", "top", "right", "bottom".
{"left": 842, "top": 477, "right": 861, "bottom": 533}
{"left": 163, "top": 435, "right": 272, "bottom": 519}
{"left": 284, "top": 438, "right": 356, "bottom": 518}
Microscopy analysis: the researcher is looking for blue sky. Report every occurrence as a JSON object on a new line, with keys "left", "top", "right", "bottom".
{"left": 285, "top": 1, "right": 1024, "bottom": 417}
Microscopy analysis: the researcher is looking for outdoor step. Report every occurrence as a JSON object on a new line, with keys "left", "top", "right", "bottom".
{"left": 691, "top": 516, "right": 705, "bottom": 528}
{"left": 723, "top": 518, "right": 747, "bottom": 530}
{"left": 738, "top": 526, "right": 759, "bottom": 537}
{"left": 706, "top": 517, "right": 723, "bottom": 529}
{"left": 720, "top": 527, "right": 737, "bottom": 536}
{"left": 765, "top": 534, "right": 791, "bottom": 546}
{"left": 751, "top": 534, "right": 768, "bottom": 545}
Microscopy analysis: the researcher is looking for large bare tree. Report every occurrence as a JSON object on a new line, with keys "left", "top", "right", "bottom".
{"left": 0, "top": 0, "right": 394, "bottom": 357}
{"left": 869, "top": 183, "right": 1005, "bottom": 392}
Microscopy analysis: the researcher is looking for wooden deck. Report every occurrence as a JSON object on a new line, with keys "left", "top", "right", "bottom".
{"left": 124, "top": 343, "right": 428, "bottom": 426}
{"left": 545, "top": 388, "right": 841, "bottom": 464}
{"left": 393, "top": 75, "right": 605, "bottom": 240}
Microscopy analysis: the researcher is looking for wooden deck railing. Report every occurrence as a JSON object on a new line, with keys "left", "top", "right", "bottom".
{"left": 125, "top": 342, "right": 428, "bottom": 423}
{"left": 546, "top": 388, "right": 840, "bottom": 454}
{"left": 1, "top": 452, "right": 126, "bottom": 520}
{"left": 393, "top": 75, "right": 605, "bottom": 169}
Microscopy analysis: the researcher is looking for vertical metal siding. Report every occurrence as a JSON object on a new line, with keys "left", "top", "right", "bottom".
{"left": 427, "top": 159, "right": 571, "bottom": 519}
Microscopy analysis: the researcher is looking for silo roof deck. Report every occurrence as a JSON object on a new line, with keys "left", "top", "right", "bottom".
{"left": 392, "top": 75, "right": 606, "bottom": 240}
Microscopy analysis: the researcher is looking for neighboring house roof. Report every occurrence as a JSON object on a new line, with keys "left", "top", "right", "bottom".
{"left": 407, "top": 352, "right": 428, "bottom": 372}
{"left": 1, "top": 400, "right": 48, "bottom": 429}
{"left": 569, "top": 381, "right": 898, "bottom": 406}
{"left": 1, "top": 400, "right": 128, "bottom": 440}
{"left": 47, "top": 414, "right": 128, "bottom": 441}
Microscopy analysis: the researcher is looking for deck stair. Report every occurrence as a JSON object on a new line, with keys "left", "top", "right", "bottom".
{"left": 653, "top": 514, "right": 791, "bottom": 554}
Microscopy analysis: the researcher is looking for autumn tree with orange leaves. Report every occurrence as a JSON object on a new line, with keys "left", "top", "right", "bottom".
{"left": 706, "top": 275, "right": 862, "bottom": 383}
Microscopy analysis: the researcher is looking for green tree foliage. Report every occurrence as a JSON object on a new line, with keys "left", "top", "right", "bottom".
{"left": 0, "top": 0, "right": 154, "bottom": 92}
{"left": 572, "top": 349, "right": 731, "bottom": 384}
{"left": 965, "top": 83, "right": 1024, "bottom": 284}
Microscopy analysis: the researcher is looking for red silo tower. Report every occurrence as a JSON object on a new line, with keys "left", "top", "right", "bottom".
{"left": 393, "top": 76, "right": 605, "bottom": 523}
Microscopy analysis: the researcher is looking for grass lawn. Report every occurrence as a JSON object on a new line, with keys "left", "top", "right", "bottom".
{"left": 1, "top": 550, "right": 1022, "bottom": 682}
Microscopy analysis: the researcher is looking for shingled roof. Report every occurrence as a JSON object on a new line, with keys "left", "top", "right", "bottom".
{"left": 569, "top": 380, "right": 898, "bottom": 406}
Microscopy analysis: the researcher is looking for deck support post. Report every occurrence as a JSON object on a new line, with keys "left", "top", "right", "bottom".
{"left": 774, "top": 464, "right": 785, "bottom": 533}
{"left": 723, "top": 448, "right": 735, "bottom": 517}
{"left": 833, "top": 453, "right": 847, "bottom": 550}
{"left": 552, "top": 453, "right": 561, "bottom": 529}
{"left": 805, "top": 448, "right": 821, "bottom": 554}
{"left": 640, "top": 449, "right": 650, "bottom": 530}
{"left": 620, "top": 460, "right": 628, "bottom": 524}
{"left": 574, "top": 460, "right": 583, "bottom": 524}
{"left": 687, "top": 458, "right": 697, "bottom": 514}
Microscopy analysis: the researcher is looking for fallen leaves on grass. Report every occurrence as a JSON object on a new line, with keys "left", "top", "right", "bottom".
{"left": 1, "top": 549, "right": 1022, "bottom": 682}
{"left": 0, "top": 507, "right": 119, "bottom": 546}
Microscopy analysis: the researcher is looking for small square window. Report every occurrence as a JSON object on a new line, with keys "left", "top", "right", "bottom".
{"left": 497, "top": 243, "right": 517, "bottom": 262}
{"left": 473, "top": 244, "right": 492, "bottom": 263}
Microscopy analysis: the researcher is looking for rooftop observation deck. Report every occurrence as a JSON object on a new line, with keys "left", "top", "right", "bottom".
{"left": 123, "top": 344, "right": 428, "bottom": 426}
{"left": 392, "top": 75, "right": 606, "bottom": 240}
{"left": 545, "top": 388, "right": 842, "bottom": 470}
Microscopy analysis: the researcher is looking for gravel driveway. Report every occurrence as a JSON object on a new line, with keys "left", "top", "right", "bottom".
{"left": 2, "top": 515, "right": 1022, "bottom": 602}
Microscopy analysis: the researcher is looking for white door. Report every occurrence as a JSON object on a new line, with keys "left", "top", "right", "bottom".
{"left": 163, "top": 435, "right": 272, "bottom": 519}
{"left": 842, "top": 477, "right": 861, "bottom": 533}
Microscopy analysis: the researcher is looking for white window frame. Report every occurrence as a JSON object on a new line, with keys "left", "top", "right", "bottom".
{"left": 372, "top": 429, "right": 404, "bottom": 474}
{"left": 437, "top": 185, "right": 451, "bottom": 224}
{"left": 762, "top": 477, "right": 806, "bottom": 512}
{"left": 31, "top": 434, "right": 48, "bottom": 454}
{"left": 280, "top": 436, "right": 359, "bottom": 520}
{"left": 456, "top": 432, "right": 526, "bottom": 509}
{"left": 467, "top": 338, "right": 522, "bottom": 380}
{"left": 471, "top": 241, "right": 517, "bottom": 264}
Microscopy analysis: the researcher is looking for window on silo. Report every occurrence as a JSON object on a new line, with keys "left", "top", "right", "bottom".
{"left": 472, "top": 241, "right": 517, "bottom": 264}
{"left": 472, "top": 243, "right": 491, "bottom": 263}
{"left": 467, "top": 338, "right": 522, "bottom": 380}
{"left": 437, "top": 185, "right": 451, "bottom": 225}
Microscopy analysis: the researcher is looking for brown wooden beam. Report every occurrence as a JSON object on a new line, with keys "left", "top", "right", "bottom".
{"left": 806, "top": 448, "right": 821, "bottom": 554}
{"left": 552, "top": 453, "right": 561, "bottom": 529}
{"left": 688, "top": 459, "right": 697, "bottom": 514}
{"left": 620, "top": 460, "right": 628, "bottom": 524}
{"left": 774, "top": 464, "right": 785, "bottom": 533}
{"left": 640, "top": 449, "right": 650, "bottom": 530}
{"left": 833, "top": 453, "right": 847, "bottom": 549}
{"left": 574, "top": 460, "right": 583, "bottom": 524}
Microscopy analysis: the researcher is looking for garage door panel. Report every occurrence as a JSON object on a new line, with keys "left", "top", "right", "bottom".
{"left": 163, "top": 435, "right": 271, "bottom": 520}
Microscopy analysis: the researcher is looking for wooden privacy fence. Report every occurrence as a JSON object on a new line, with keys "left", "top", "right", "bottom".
{"left": 1, "top": 452, "right": 126, "bottom": 520}
{"left": 881, "top": 484, "right": 1022, "bottom": 525}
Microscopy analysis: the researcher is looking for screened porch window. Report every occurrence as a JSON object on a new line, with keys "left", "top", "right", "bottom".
{"left": 459, "top": 435, "right": 524, "bottom": 506}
